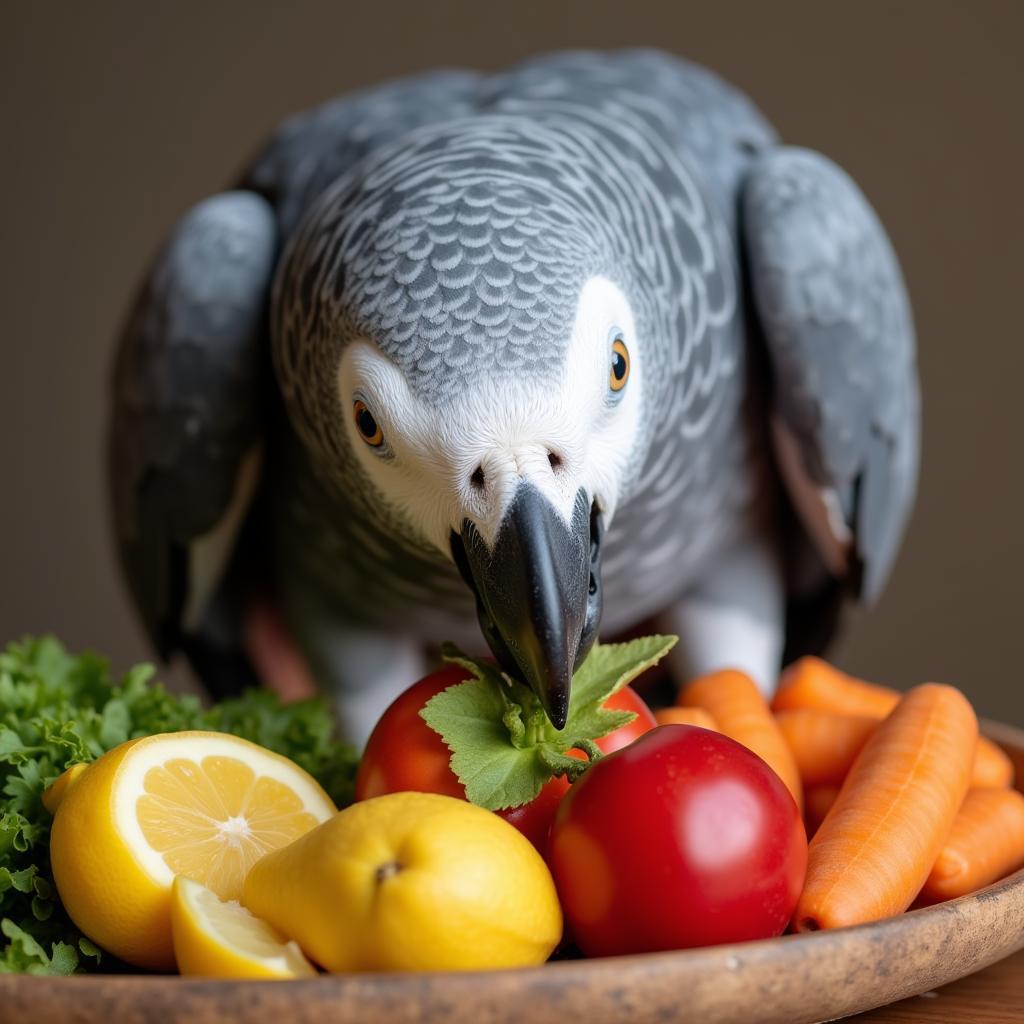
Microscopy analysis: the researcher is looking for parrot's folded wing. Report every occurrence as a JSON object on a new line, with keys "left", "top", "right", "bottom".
{"left": 109, "top": 191, "right": 278, "bottom": 677}
{"left": 743, "top": 148, "right": 920, "bottom": 603}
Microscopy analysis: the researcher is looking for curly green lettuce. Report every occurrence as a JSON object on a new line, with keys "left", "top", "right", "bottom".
{"left": 0, "top": 636, "right": 357, "bottom": 974}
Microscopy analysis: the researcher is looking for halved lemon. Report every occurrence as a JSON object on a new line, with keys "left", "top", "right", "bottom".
{"left": 48, "top": 731, "right": 336, "bottom": 970}
{"left": 171, "top": 875, "right": 316, "bottom": 978}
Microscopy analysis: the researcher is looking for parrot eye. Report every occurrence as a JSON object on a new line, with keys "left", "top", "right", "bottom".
{"left": 353, "top": 400, "right": 384, "bottom": 447}
{"left": 610, "top": 337, "right": 630, "bottom": 392}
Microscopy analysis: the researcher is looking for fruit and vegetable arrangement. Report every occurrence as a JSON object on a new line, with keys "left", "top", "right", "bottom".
{"left": 2, "top": 633, "right": 1022, "bottom": 978}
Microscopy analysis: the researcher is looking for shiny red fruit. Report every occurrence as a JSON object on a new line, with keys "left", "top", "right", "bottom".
{"left": 355, "top": 666, "right": 470, "bottom": 802}
{"left": 355, "top": 665, "right": 656, "bottom": 851}
{"left": 548, "top": 724, "right": 808, "bottom": 956}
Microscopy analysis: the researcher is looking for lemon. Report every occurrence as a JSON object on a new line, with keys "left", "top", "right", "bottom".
{"left": 49, "top": 731, "right": 336, "bottom": 970}
{"left": 170, "top": 875, "right": 316, "bottom": 979}
{"left": 41, "top": 762, "right": 88, "bottom": 814}
{"left": 242, "top": 791, "right": 563, "bottom": 972}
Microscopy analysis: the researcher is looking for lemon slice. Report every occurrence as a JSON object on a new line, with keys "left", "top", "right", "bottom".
{"left": 171, "top": 875, "right": 316, "bottom": 978}
{"left": 49, "top": 731, "right": 336, "bottom": 970}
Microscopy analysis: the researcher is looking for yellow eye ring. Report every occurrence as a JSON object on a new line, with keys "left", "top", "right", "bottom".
{"left": 353, "top": 400, "right": 384, "bottom": 447}
{"left": 610, "top": 338, "right": 630, "bottom": 392}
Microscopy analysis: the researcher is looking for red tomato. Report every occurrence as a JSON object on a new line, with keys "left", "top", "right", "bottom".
{"left": 355, "top": 666, "right": 656, "bottom": 851}
{"left": 548, "top": 725, "right": 808, "bottom": 956}
{"left": 355, "top": 665, "right": 470, "bottom": 802}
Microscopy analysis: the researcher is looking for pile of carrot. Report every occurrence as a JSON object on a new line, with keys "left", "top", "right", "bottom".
{"left": 660, "top": 658, "right": 1024, "bottom": 931}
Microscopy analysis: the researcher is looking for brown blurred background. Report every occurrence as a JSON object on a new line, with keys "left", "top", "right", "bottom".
{"left": 1, "top": 1, "right": 1021, "bottom": 721}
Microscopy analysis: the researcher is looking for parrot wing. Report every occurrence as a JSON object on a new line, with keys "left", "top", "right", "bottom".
{"left": 109, "top": 191, "right": 277, "bottom": 683}
{"left": 742, "top": 147, "right": 920, "bottom": 605}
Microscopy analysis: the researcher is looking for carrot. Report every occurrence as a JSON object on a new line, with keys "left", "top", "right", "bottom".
{"left": 775, "top": 710, "right": 878, "bottom": 787}
{"left": 654, "top": 707, "right": 719, "bottom": 731}
{"left": 773, "top": 660, "right": 1012, "bottom": 790}
{"left": 770, "top": 659, "right": 901, "bottom": 716}
{"left": 804, "top": 785, "right": 841, "bottom": 837}
{"left": 772, "top": 657, "right": 900, "bottom": 717}
{"left": 920, "top": 788, "right": 1024, "bottom": 903}
{"left": 794, "top": 683, "right": 977, "bottom": 931}
{"left": 972, "top": 736, "right": 1015, "bottom": 789}
{"left": 680, "top": 670, "right": 803, "bottom": 811}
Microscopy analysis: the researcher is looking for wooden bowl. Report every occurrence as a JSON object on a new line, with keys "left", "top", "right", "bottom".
{"left": 4, "top": 721, "right": 1023, "bottom": 1024}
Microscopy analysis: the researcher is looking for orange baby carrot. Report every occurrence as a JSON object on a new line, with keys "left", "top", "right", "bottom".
{"left": 680, "top": 670, "right": 803, "bottom": 811}
{"left": 772, "top": 657, "right": 900, "bottom": 717}
{"left": 794, "top": 683, "right": 977, "bottom": 931}
{"left": 972, "top": 736, "right": 1015, "bottom": 789}
{"left": 772, "top": 660, "right": 1008, "bottom": 789}
{"left": 804, "top": 785, "right": 841, "bottom": 837}
{"left": 654, "top": 707, "right": 719, "bottom": 731}
{"left": 775, "top": 709, "right": 878, "bottom": 787}
{"left": 777, "top": 711, "right": 1009, "bottom": 791}
{"left": 920, "top": 788, "right": 1024, "bottom": 903}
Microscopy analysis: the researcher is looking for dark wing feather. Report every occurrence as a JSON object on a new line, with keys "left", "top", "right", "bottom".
{"left": 743, "top": 147, "right": 920, "bottom": 603}
{"left": 109, "top": 191, "right": 277, "bottom": 660}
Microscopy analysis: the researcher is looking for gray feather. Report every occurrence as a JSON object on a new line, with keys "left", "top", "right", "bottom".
{"left": 109, "top": 190, "right": 277, "bottom": 653}
{"left": 242, "top": 70, "right": 483, "bottom": 236}
{"left": 743, "top": 147, "right": 920, "bottom": 602}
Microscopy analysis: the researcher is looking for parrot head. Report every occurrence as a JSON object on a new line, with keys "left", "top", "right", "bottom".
{"left": 273, "top": 122, "right": 655, "bottom": 728}
{"left": 335, "top": 276, "right": 645, "bottom": 729}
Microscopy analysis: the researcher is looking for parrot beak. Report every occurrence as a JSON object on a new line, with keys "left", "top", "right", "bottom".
{"left": 450, "top": 486, "right": 603, "bottom": 730}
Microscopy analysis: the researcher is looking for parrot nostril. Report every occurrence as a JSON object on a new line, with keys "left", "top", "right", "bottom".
{"left": 470, "top": 465, "right": 486, "bottom": 491}
{"left": 547, "top": 450, "right": 563, "bottom": 472}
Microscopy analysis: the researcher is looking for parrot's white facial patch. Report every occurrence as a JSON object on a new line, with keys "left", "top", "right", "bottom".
{"left": 338, "top": 275, "right": 643, "bottom": 556}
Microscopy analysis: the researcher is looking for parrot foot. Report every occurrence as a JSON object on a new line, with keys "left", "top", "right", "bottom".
{"left": 243, "top": 598, "right": 320, "bottom": 703}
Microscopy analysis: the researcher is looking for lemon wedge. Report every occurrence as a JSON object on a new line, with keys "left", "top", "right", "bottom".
{"left": 49, "top": 731, "right": 336, "bottom": 969}
{"left": 171, "top": 875, "right": 316, "bottom": 978}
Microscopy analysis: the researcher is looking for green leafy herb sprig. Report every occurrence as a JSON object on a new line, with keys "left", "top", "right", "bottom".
{"left": 0, "top": 636, "right": 357, "bottom": 975}
{"left": 421, "top": 635, "right": 676, "bottom": 812}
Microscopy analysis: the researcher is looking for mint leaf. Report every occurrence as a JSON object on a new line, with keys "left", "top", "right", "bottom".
{"left": 568, "top": 636, "right": 678, "bottom": 709}
{"left": 422, "top": 635, "right": 677, "bottom": 811}
{"left": 555, "top": 635, "right": 677, "bottom": 752}
{"left": 421, "top": 678, "right": 554, "bottom": 810}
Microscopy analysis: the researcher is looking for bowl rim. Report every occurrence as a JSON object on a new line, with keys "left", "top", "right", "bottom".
{"left": 8, "top": 862, "right": 1023, "bottom": 986}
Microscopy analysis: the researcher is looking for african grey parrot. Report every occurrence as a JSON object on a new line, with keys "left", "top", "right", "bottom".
{"left": 109, "top": 49, "right": 919, "bottom": 742}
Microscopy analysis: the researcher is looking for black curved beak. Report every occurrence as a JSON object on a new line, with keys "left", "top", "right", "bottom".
{"left": 450, "top": 486, "right": 603, "bottom": 730}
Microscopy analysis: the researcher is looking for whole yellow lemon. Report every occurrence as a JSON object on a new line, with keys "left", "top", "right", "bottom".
{"left": 242, "top": 791, "right": 563, "bottom": 971}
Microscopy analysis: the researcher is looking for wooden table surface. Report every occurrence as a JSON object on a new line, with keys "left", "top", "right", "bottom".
{"left": 851, "top": 947, "right": 1024, "bottom": 1023}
